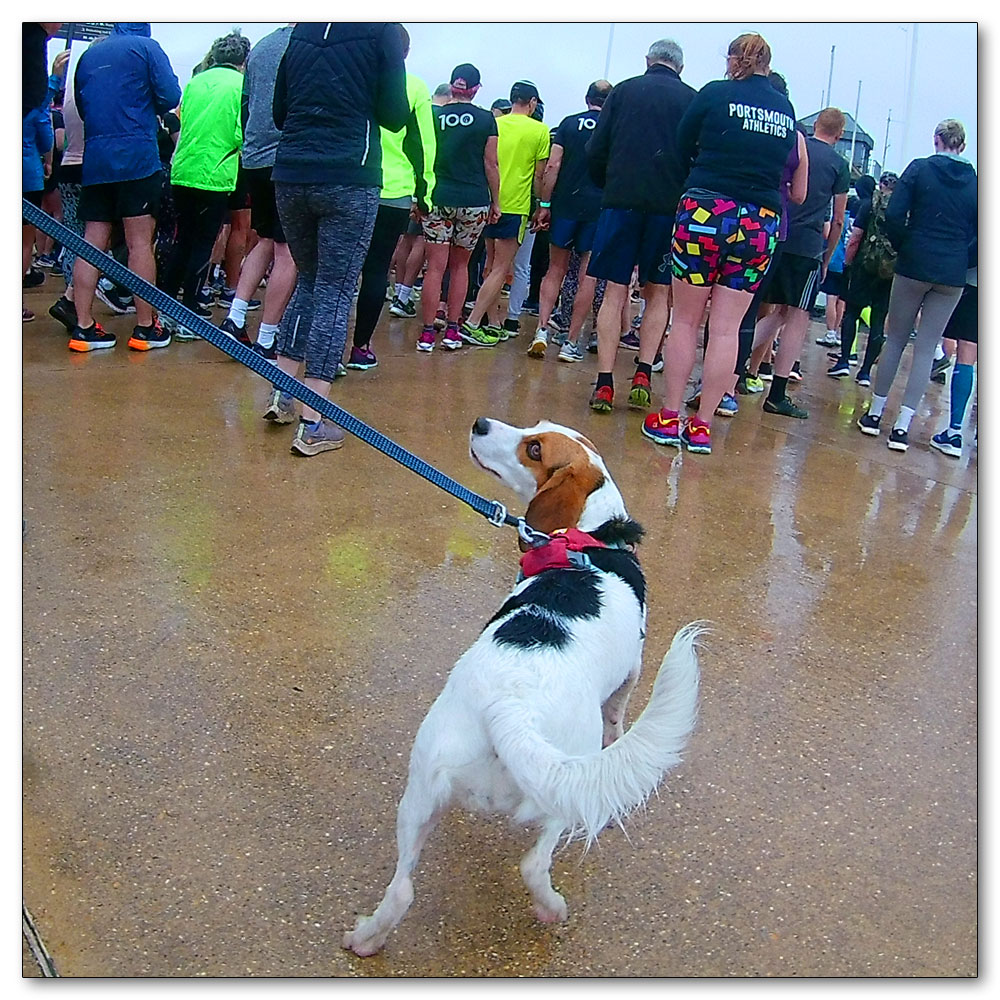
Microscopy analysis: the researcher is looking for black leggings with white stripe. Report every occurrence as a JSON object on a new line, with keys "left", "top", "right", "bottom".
{"left": 275, "top": 182, "right": 380, "bottom": 383}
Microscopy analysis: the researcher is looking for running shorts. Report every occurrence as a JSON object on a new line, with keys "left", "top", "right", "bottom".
{"left": 671, "top": 189, "right": 779, "bottom": 293}
{"left": 78, "top": 170, "right": 163, "bottom": 223}
{"left": 588, "top": 206, "right": 674, "bottom": 286}
{"left": 422, "top": 205, "right": 489, "bottom": 252}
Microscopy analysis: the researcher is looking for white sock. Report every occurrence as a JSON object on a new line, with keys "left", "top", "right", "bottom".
{"left": 934, "top": 343, "right": 946, "bottom": 361}
{"left": 228, "top": 297, "right": 249, "bottom": 326}
{"left": 895, "top": 406, "right": 915, "bottom": 432}
{"left": 827, "top": 329, "right": 838, "bottom": 337}
{"left": 394, "top": 283, "right": 402, "bottom": 299}
{"left": 868, "top": 393, "right": 888, "bottom": 418}
{"left": 257, "top": 323, "right": 279, "bottom": 349}
{"left": 397, "top": 285, "right": 413, "bottom": 305}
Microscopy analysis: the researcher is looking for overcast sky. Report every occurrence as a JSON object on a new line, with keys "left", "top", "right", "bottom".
{"left": 46, "top": 18, "right": 978, "bottom": 175}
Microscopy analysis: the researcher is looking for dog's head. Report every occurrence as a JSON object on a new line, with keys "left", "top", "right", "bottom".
{"left": 469, "top": 417, "right": 633, "bottom": 539}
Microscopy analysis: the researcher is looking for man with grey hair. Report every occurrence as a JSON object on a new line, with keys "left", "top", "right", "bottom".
{"left": 585, "top": 37, "right": 696, "bottom": 412}
{"left": 431, "top": 83, "right": 452, "bottom": 106}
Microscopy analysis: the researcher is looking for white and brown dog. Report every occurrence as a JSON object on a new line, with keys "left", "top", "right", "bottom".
{"left": 343, "top": 418, "right": 701, "bottom": 956}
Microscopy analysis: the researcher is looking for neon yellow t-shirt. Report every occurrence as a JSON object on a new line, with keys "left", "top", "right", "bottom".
{"left": 496, "top": 113, "right": 550, "bottom": 216}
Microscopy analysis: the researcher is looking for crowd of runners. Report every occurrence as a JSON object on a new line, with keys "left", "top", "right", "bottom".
{"left": 22, "top": 22, "right": 977, "bottom": 460}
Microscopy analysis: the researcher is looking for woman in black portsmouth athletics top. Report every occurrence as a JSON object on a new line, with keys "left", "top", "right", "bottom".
{"left": 642, "top": 32, "right": 797, "bottom": 456}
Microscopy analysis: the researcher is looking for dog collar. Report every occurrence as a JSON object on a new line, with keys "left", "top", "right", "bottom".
{"left": 518, "top": 527, "right": 607, "bottom": 579}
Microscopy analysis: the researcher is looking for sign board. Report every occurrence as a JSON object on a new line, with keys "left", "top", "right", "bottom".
{"left": 53, "top": 23, "right": 114, "bottom": 43}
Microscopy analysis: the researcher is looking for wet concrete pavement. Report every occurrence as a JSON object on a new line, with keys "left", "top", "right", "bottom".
{"left": 22, "top": 283, "right": 977, "bottom": 977}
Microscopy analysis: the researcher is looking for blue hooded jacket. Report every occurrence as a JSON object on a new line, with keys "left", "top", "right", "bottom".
{"left": 74, "top": 23, "right": 182, "bottom": 186}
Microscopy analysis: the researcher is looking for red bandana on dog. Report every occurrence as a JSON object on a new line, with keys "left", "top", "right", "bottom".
{"left": 519, "top": 528, "right": 606, "bottom": 578}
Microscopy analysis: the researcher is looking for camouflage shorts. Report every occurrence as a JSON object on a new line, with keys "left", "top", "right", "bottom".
{"left": 421, "top": 205, "right": 490, "bottom": 252}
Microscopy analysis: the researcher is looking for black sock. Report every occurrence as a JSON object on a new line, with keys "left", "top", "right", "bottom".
{"left": 596, "top": 371, "right": 614, "bottom": 390}
{"left": 635, "top": 361, "right": 652, "bottom": 380}
{"left": 768, "top": 375, "right": 789, "bottom": 402}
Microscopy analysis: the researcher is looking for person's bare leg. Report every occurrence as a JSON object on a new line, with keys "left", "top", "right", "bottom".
{"left": 771, "top": 306, "right": 810, "bottom": 378}
{"left": 661, "top": 281, "right": 713, "bottom": 414}
{"left": 696, "top": 286, "right": 753, "bottom": 423}
{"left": 122, "top": 214, "right": 158, "bottom": 328}
{"left": 224, "top": 208, "right": 251, "bottom": 291}
{"left": 748, "top": 306, "right": 786, "bottom": 375}
{"left": 538, "top": 245, "right": 571, "bottom": 330}
{"left": 468, "top": 238, "right": 517, "bottom": 329}
{"left": 444, "top": 246, "right": 472, "bottom": 324}
{"left": 235, "top": 237, "right": 275, "bottom": 303}
{"left": 420, "top": 243, "right": 449, "bottom": 327}
{"left": 261, "top": 242, "right": 297, "bottom": 328}
{"left": 71, "top": 222, "right": 113, "bottom": 329}
{"left": 595, "top": 281, "right": 629, "bottom": 374}
{"left": 566, "top": 256, "right": 597, "bottom": 346}
{"left": 637, "top": 282, "right": 671, "bottom": 366}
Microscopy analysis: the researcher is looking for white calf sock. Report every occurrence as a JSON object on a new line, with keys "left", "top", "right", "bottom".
{"left": 894, "top": 406, "right": 915, "bottom": 432}
{"left": 257, "top": 323, "right": 279, "bottom": 349}
{"left": 868, "top": 393, "right": 888, "bottom": 418}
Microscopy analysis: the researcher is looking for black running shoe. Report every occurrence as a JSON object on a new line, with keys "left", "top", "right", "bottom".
{"left": 48, "top": 296, "right": 78, "bottom": 332}
{"left": 220, "top": 316, "right": 254, "bottom": 348}
{"left": 68, "top": 322, "right": 116, "bottom": 352}
{"left": 763, "top": 395, "right": 808, "bottom": 418}
{"left": 887, "top": 428, "right": 909, "bottom": 452}
{"left": 857, "top": 411, "right": 882, "bottom": 436}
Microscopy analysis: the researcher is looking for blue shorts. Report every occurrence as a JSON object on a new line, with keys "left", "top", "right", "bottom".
{"left": 588, "top": 207, "right": 674, "bottom": 286}
{"left": 549, "top": 216, "right": 598, "bottom": 254}
{"left": 483, "top": 212, "right": 525, "bottom": 242}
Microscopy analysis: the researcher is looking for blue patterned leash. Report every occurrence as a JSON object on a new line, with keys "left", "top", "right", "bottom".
{"left": 23, "top": 199, "right": 550, "bottom": 546}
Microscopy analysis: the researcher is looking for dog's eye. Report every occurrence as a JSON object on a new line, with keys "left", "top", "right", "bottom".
{"left": 526, "top": 440, "right": 542, "bottom": 461}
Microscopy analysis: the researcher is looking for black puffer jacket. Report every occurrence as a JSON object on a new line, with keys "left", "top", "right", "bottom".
{"left": 885, "top": 153, "right": 977, "bottom": 287}
{"left": 585, "top": 64, "right": 696, "bottom": 215}
{"left": 272, "top": 22, "right": 409, "bottom": 188}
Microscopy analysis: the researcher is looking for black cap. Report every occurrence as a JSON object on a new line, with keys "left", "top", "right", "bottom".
{"left": 490, "top": 98, "right": 512, "bottom": 112}
{"left": 510, "top": 79, "right": 540, "bottom": 104}
{"left": 450, "top": 63, "right": 481, "bottom": 90}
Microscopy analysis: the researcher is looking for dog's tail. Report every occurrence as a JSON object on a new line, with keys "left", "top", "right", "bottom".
{"left": 485, "top": 622, "right": 703, "bottom": 847}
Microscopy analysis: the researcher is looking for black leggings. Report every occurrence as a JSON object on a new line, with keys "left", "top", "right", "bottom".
{"left": 839, "top": 270, "right": 892, "bottom": 374}
{"left": 159, "top": 185, "right": 228, "bottom": 307}
{"left": 353, "top": 204, "right": 410, "bottom": 348}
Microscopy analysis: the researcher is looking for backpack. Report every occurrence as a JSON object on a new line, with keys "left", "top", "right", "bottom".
{"left": 858, "top": 187, "right": 897, "bottom": 281}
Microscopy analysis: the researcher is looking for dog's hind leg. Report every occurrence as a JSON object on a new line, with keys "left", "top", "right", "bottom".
{"left": 519, "top": 819, "right": 568, "bottom": 923}
{"left": 343, "top": 781, "right": 445, "bottom": 956}
{"left": 602, "top": 668, "right": 639, "bottom": 747}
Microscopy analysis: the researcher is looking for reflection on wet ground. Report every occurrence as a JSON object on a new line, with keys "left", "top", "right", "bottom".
{"left": 22, "top": 287, "right": 976, "bottom": 977}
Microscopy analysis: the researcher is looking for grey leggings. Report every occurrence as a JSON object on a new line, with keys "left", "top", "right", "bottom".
{"left": 873, "top": 273, "right": 963, "bottom": 409}
{"left": 274, "top": 182, "right": 379, "bottom": 383}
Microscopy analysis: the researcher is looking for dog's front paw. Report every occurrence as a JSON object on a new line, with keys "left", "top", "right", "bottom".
{"left": 343, "top": 918, "right": 386, "bottom": 957}
{"left": 533, "top": 894, "right": 568, "bottom": 924}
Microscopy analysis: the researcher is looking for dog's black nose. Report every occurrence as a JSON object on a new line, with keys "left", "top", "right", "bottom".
{"left": 472, "top": 417, "right": 490, "bottom": 437}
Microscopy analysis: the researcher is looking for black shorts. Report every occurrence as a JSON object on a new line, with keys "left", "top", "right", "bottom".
{"left": 244, "top": 165, "right": 285, "bottom": 243}
{"left": 226, "top": 165, "right": 251, "bottom": 213}
{"left": 78, "top": 171, "right": 163, "bottom": 223}
{"left": 765, "top": 251, "right": 821, "bottom": 311}
{"left": 943, "top": 283, "right": 977, "bottom": 344}
{"left": 406, "top": 218, "right": 423, "bottom": 237}
{"left": 819, "top": 268, "right": 845, "bottom": 297}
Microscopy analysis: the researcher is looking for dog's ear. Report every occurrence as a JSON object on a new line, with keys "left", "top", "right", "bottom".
{"left": 524, "top": 461, "right": 605, "bottom": 536}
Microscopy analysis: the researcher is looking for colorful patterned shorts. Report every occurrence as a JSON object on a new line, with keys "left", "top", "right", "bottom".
{"left": 421, "top": 205, "right": 490, "bottom": 252}
{"left": 671, "top": 189, "right": 780, "bottom": 292}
